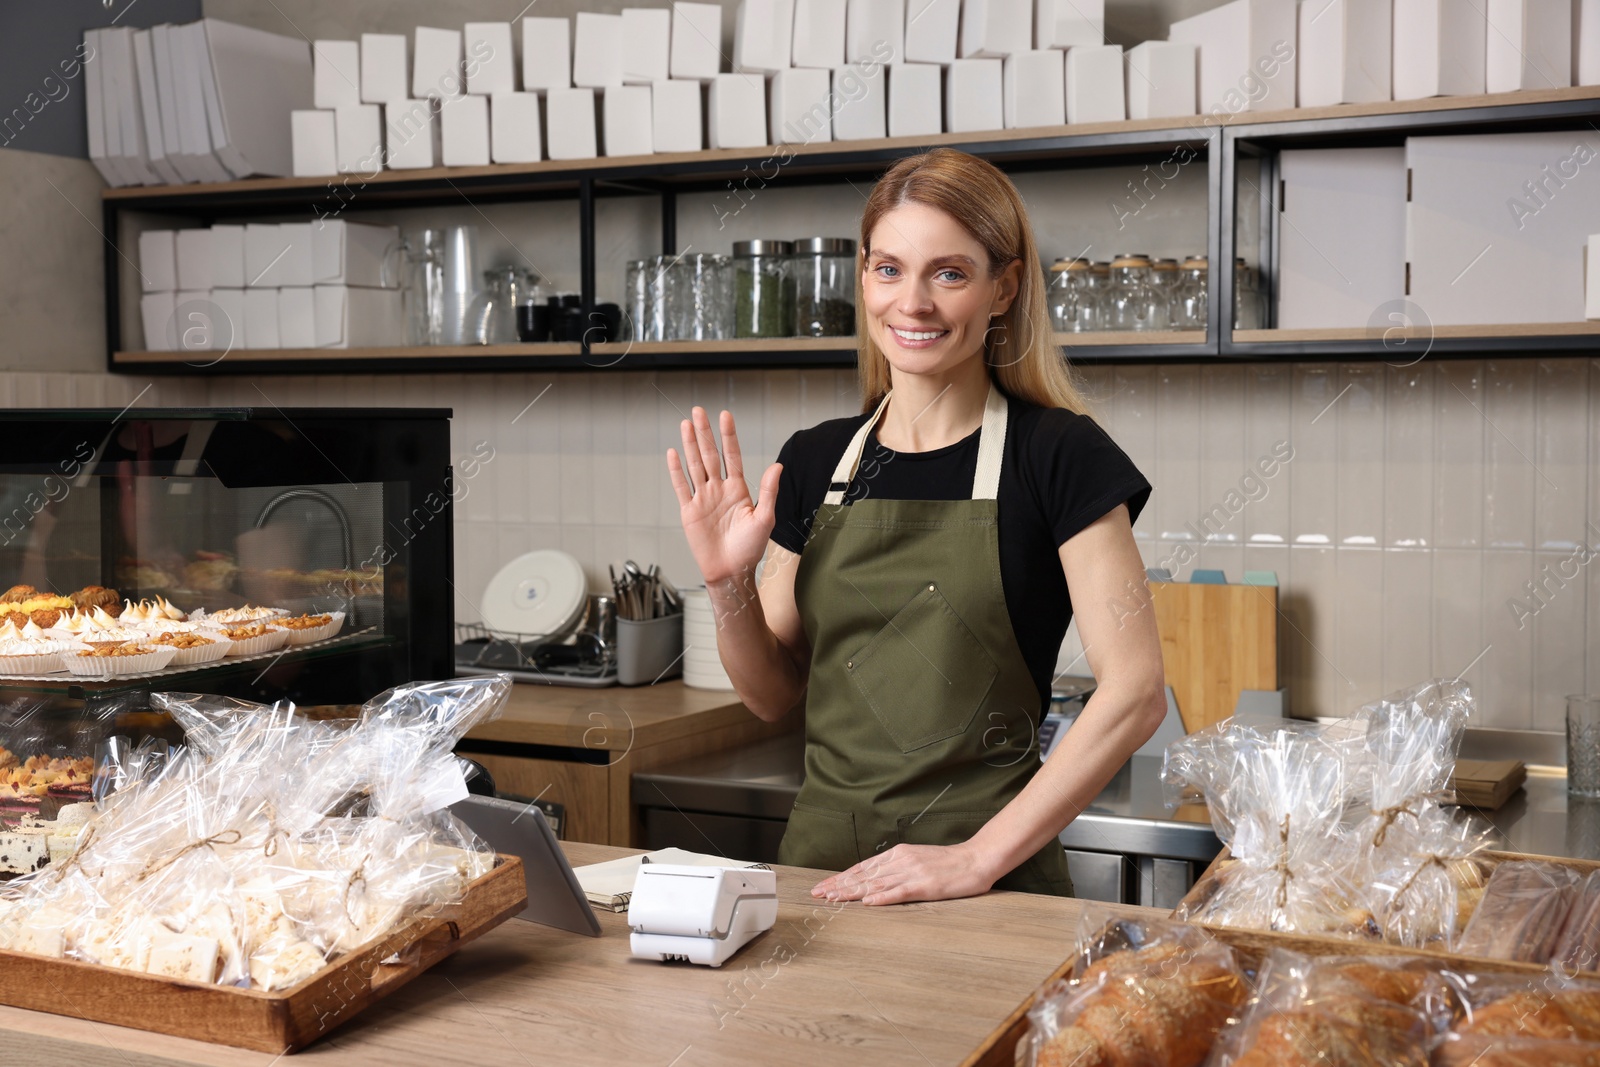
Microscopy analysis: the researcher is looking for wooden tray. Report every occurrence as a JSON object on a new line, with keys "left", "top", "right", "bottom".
{"left": 0, "top": 853, "right": 527, "bottom": 1054}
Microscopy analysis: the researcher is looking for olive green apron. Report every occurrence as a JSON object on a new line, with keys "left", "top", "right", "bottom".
{"left": 778, "top": 381, "right": 1073, "bottom": 896}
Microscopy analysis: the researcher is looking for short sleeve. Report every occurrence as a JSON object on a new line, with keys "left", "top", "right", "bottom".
{"left": 1023, "top": 409, "right": 1152, "bottom": 547}
{"left": 770, "top": 431, "right": 813, "bottom": 555}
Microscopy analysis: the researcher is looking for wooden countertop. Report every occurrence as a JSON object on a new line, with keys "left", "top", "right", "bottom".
{"left": 463, "top": 679, "right": 756, "bottom": 750}
{"left": 0, "top": 843, "right": 1157, "bottom": 1067}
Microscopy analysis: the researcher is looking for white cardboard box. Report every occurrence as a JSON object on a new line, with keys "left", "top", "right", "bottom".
{"left": 243, "top": 288, "right": 279, "bottom": 349}
{"left": 888, "top": 62, "right": 942, "bottom": 135}
{"left": 1297, "top": 0, "right": 1391, "bottom": 106}
{"left": 653, "top": 79, "right": 704, "bottom": 150}
{"left": 1391, "top": 0, "right": 1485, "bottom": 98}
{"left": 848, "top": 0, "right": 905, "bottom": 65}
{"left": 771, "top": 67, "right": 833, "bottom": 142}
{"left": 138, "top": 230, "right": 177, "bottom": 292}
{"left": 1065, "top": 45, "right": 1124, "bottom": 123}
{"left": 492, "top": 92, "right": 543, "bottom": 163}
{"left": 139, "top": 292, "right": 176, "bottom": 350}
{"left": 736, "top": 0, "right": 797, "bottom": 73}
{"left": 386, "top": 99, "right": 438, "bottom": 169}
{"left": 832, "top": 63, "right": 886, "bottom": 138}
{"left": 210, "top": 224, "right": 246, "bottom": 289}
{"left": 672, "top": 2, "right": 725, "bottom": 80}
{"left": 523, "top": 17, "right": 572, "bottom": 91}
{"left": 1168, "top": 0, "right": 1297, "bottom": 113}
{"left": 172, "top": 290, "right": 211, "bottom": 352}
{"left": 291, "top": 110, "right": 337, "bottom": 176}
{"left": 905, "top": 0, "right": 960, "bottom": 62}
{"left": 313, "top": 40, "right": 361, "bottom": 109}
{"left": 794, "top": 0, "right": 848, "bottom": 66}
{"left": 1487, "top": 0, "right": 1572, "bottom": 91}
{"left": 361, "top": 33, "right": 408, "bottom": 104}
{"left": 1580, "top": 0, "right": 1600, "bottom": 85}
{"left": 1587, "top": 234, "right": 1600, "bottom": 317}
{"left": 1004, "top": 50, "right": 1065, "bottom": 127}
{"left": 1125, "top": 41, "right": 1196, "bottom": 118}
{"left": 961, "top": 0, "right": 1030, "bottom": 58}
{"left": 243, "top": 224, "right": 282, "bottom": 288}
{"left": 441, "top": 94, "right": 491, "bottom": 165}
{"left": 1276, "top": 147, "right": 1406, "bottom": 327}
{"left": 1037, "top": 0, "right": 1104, "bottom": 49}
{"left": 315, "top": 285, "right": 404, "bottom": 348}
{"left": 604, "top": 85, "right": 656, "bottom": 155}
{"left": 547, "top": 88, "right": 599, "bottom": 159}
{"left": 334, "top": 104, "right": 383, "bottom": 174}
{"left": 414, "top": 26, "right": 465, "bottom": 99}
{"left": 277, "top": 286, "right": 316, "bottom": 348}
{"left": 312, "top": 220, "right": 402, "bottom": 288}
{"left": 708, "top": 74, "right": 769, "bottom": 147}
{"left": 277, "top": 222, "right": 315, "bottom": 288}
{"left": 465, "top": 22, "right": 518, "bottom": 95}
{"left": 623, "top": 9, "right": 672, "bottom": 84}
{"left": 175, "top": 229, "right": 212, "bottom": 291}
{"left": 575, "top": 13, "right": 627, "bottom": 89}
{"left": 208, "top": 288, "right": 245, "bottom": 352}
{"left": 945, "top": 58, "right": 1003, "bottom": 131}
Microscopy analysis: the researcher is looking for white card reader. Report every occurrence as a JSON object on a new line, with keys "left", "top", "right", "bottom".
{"left": 628, "top": 864, "right": 778, "bottom": 968}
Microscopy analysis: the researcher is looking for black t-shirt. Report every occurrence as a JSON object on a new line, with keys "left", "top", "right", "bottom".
{"left": 772, "top": 392, "right": 1151, "bottom": 713}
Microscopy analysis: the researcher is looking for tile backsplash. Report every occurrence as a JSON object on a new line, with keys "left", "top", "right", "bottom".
{"left": 9, "top": 360, "right": 1597, "bottom": 732}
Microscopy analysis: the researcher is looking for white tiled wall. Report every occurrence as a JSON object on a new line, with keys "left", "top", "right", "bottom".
{"left": 9, "top": 359, "right": 1598, "bottom": 731}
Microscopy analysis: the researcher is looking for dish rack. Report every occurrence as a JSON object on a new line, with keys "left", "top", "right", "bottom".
{"left": 454, "top": 620, "right": 614, "bottom": 684}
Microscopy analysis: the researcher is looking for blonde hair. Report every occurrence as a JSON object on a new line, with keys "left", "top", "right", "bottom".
{"left": 855, "top": 148, "right": 1089, "bottom": 415}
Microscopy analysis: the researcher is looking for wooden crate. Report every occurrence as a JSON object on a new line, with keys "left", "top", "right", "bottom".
{"left": 0, "top": 854, "right": 527, "bottom": 1053}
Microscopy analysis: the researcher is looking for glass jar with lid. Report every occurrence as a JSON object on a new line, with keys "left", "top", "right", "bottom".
{"left": 1048, "top": 258, "right": 1100, "bottom": 333}
{"left": 1172, "top": 255, "right": 1209, "bottom": 329}
{"left": 665, "top": 252, "right": 733, "bottom": 341}
{"left": 1105, "top": 253, "right": 1169, "bottom": 331}
{"left": 1149, "top": 257, "right": 1180, "bottom": 328}
{"left": 791, "top": 237, "right": 856, "bottom": 337}
{"left": 732, "top": 239, "right": 796, "bottom": 339}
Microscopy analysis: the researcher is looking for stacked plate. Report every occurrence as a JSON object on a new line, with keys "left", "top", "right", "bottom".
{"left": 681, "top": 587, "right": 733, "bottom": 691}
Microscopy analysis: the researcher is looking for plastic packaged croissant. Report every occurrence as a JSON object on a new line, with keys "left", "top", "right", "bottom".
{"left": 1456, "top": 860, "right": 1586, "bottom": 964}
{"left": 0, "top": 676, "right": 510, "bottom": 990}
{"left": 1431, "top": 966, "right": 1600, "bottom": 1066}
{"left": 1366, "top": 802, "right": 1496, "bottom": 949}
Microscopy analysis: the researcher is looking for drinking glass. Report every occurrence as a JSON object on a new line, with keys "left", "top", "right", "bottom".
{"left": 1569, "top": 695, "right": 1600, "bottom": 798}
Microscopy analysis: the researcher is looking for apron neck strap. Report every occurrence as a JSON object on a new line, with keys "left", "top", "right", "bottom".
{"left": 822, "top": 381, "right": 1009, "bottom": 505}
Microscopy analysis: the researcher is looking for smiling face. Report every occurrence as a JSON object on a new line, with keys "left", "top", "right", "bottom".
{"left": 862, "top": 201, "right": 1022, "bottom": 379}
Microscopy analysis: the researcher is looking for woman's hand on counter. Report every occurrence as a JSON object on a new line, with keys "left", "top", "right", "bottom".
{"left": 668, "top": 407, "right": 781, "bottom": 585}
{"left": 810, "top": 842, "right": 995, "bottom": 906}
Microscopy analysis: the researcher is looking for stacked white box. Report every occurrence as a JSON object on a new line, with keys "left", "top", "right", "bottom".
{"left": 313, "top": 40, "right": 361, "bottom": 108}
{"left": 1486, "top": 0, "right": 1572, "bottom": 91}
{"left": 334, "top": 104, "right": 383, "bottom": 174}
{"left": 312, "top": 220, "right": 401, "bottom": 287}
{"left": 736, "top": 0, "right": 797, "bottom": 73}
{"left": 1168, "top": 0, "right": 1297, "bottom": 113}
{"left": 547, "top": 88, "right": 599, "bottom": 159}
{"left": 243, "top": 288, "right": 280, "bottom": 349}
{"left": 1125, "top": 41, "right": 1196, "bottom": 118}
{"left": 653, "top": 79, "right": 704, "bottom": 150}
{"left": 623, "top": 9, "right": 672, "bottom": 84}
{"left": 209, "top": 288, "right": 246, "bottom": 352}
{"left": 176, "top": 229, "right": 212, "bottom": 290}
{"left": 140, "top": 293, "right": 177, "bottom": 351}
{"left": 314, "top": 286, "right": 404, "bottom": 347}
{"left": 832, "top": 63, "right": 886, "bottom": 138}
{"left": 291, "top": 110, "right": 337, "bottom": 176}
{"left": 139, "top": 230, "right": 177, "bottom": 292}
{"left": 414, "top": 27, "right": 465, "bottom": 99}
{"left": 210, "top": 224, "right": 246, "bottom": 289}
{"left": 1581, "top": 0, "right": 1600, "bottom": 84}
{"left": 361, "top": 34, "right": 408, "bottom": 104}
{"left": 1390, "top": 0, "right": 1485, "bottom": 98}
{"left": 1036, "top": 0, "right": 1104, "bottom": 48}
{"left": 794, "top": 0, "right": 848, "bottom": 66}
{"left": 961, "top": 0, "right": 1030, "bottom": 58}
{"left": 905, "top": 0, "right": 960, "bottom": 62}
{"left": 1297, "top": 0, "right": 1391, "bottom": 106}
{"left": 491, "top": 92, "right": 543, "bottom": 163}
{"left": 441, "top": 95, "right": 490, "bottom": 165}
{"left": 465, "top": 22, "right": 517, "bottom": 95}
{"left": 945, "top": 58, "right": 1003, "bottom": 131}
{"left": 708, "top": 74, "right": 769, "bottom": 147}
{"left": 277, "top": 222, "right": 315, "bottom": 287}
{"left": 1065, "top": 45, "right": 1124, "bottom": 122}
{"left": 1276, "top": 147, "right": 1406, "bottom": 327}
{"left": 888, "top": 62, "right": 942, "bottom": 135}
{"left": 523, "top": 18, "right": 573, "bottom": 91}
{"left": 243, "top": 224, "right": 283, "bottom": 288}
{"left": 277, "top": 287, "right": 316, "bottom": 348}
{"left": 173, "top": 291, "right": 212, "bottom": 352}
{"left": 1004, "top": 50, "right": 1065, "bottom": 127}
{"left": 386, "top": 99, "right": 438, "bottom": 169}
{"left": 575, "top": 13, "right": 627, "bottom": 88}
{"left": 771, "top": 67, "right": 833, "bottom": 142}
{"left": 848, "top": 0, "right": 905, "bottom": 65}
{"left": 604, "top": 85, "right": 656, "bottom": 155}
{"left": 672, "top": 2, "right": 725, "bottom": 80}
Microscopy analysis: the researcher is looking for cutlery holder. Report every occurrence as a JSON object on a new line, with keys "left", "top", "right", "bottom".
{"left": 616, "top": 614, "right": 683, "bottom": 686}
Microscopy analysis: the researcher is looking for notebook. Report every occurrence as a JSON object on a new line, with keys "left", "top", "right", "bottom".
{"left": 573, "top": 848, "right": 771, "bottom": 912}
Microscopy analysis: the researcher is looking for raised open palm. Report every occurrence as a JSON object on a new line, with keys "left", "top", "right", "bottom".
{"left": 667, "top": 407, "right": 782, "bottom": 585}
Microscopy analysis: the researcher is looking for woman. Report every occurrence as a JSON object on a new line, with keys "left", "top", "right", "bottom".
{"left": 667, "top": 149, "right": 1166, "bottom": 905}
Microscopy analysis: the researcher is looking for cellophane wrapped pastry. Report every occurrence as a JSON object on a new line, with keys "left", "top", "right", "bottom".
{"left": 1554, "top": 870, "right": 1600, "bottom": 974}
{"left": 1020, "top": 909, "right": 1248, "bottom": 1067}
{"left": 1431, "top": 967, "right": 1600, "bottom": 1066}
{"left": 0, "top": 676, "right": 510, "bottom": 991}
{"left": 1366, "top": 802, "right": 1496, "bottom": 949}
{"left": 1456, "top": 860, "right": 1585, "bottom": 964}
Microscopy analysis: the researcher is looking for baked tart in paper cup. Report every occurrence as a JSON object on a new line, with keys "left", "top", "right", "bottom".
{"left": 0, "top": 638, "right": 76, "bottom": 675}
{"left": 203, "top": 604, "right": 290, "bottom": 627}
{"left": 219, "top": 622, "right": 291, "bottom": 657}
{"left": 65, "top": 643, "right": 178, "bottom": 677}
{"left": 275, "top": 611, "right": 345, "bottom": 646}
{"left": 149, "top": 630, "right": 232, "bottom": 666}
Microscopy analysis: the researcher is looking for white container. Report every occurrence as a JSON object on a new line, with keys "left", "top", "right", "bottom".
{"left": 1065, "top": 45, "right": 1124, "bottom": 123}
{"left": 313, "top": 39, "right": 361, "bottom": 109}
{"left": 672, "top": 2, "right": 725, "bottom": 81}
{"left": 1168, "top": 0, "right": 1298, "bottom": 113}
{"left": 848, "top": 0, "right": 906, "bottom": 64}
{"left": 888, "top": 62, "right": 942, "bottom": 135}
{"left": 1587, "top": 234, "right": 1600, "bottom": 317}
{"left": 441, "top": 94, "right": 491, "bottom": 166}
{"left": 604, "top": 85, "right": 656, "bottom": 156}
{"left": 1487, "top": 0, "right": 1572, "bottom": 91}
{"left": 1004, "top": 49, "right": 1065, "bottom": 127}
{"left": 208, "top": 288, "right": 245, "bottom": 351}
{"left": 465, "top": 22, "right": 517, "bottom": 95}
{"left": 312, "top": 220, "right": 401, "bottom": 288}
{"left": 277, "top": 286, "right": 316, "bottom": 348}
{"left": 209, "top": 224, "right": 246, "bottom": 289}
{"left": 175, "top": 229, "right": 211, "bottom": 291}
{"left": 277, "top": 222, "right": 315, "bottom": 288}
{"left": 547, "top": 88, "right": 599, "bottom": 159}
{"left": 794, "top": 0, "right": 848, "bottom": 67}
{"left": 169, "top": 291, "right": 210, "bottom": 352}
{"left": 708, "top": 74, "right": 769, "bottom": 147}
{"left": 681, "top": 589, "right": 734, "bottom": 690}
{"left": 1125, "top": 41, "right": 1196, "bottom": 119}
{"left": 1037, "top": 0, "right": 1104, "bottom": 48}
{"left": 243, "top": 288, "right": 279, "bottom": 349}
{"left": 314, "top": 285, "right": 404, "bottom": 348}
{"left": 361, "top": 33, "right": 408, "bottom": 104}
{"left": 904, "top": 0, "right": 960, "bottom": 62}
{"left": 138, "top": 230, "right": 177, "bottom": 292}
{"left": 1580, "top": 0, "right": 1600, "bottom": 84}
{"left": 623, "top": 9, "right": 673, "bottom": 84}
{"left": 1391, "top": 0, "right": 1485, "bottom": 98}
{"left": 243, "top": 224, "right": 283, "bottom": 289}
{"left": 334, "top": 103, "right": 383, "bottom": 174}
{"left": 771, "top": 67, "right": 833, "bottom": 142}
{"left": 653, "top": 79, "right": 704, "bottom": 151}
{"left": 1297, "top": 0, "right": 1391, "bottom": 106}
{"left": 961, "top": 0, "right": 1030, "bottom": 58}
{"left": 290, "top": 109, "right": 337, "bottom": 177}
{"left": 414, "top": 26, "right": 465, "bottom": 100}
{"left": 523, "top": 17, "right": 572, "bottom": 92}
{"left": 492, "top": 92, "right": 544, "bottom": 164}
{"left": 1276, "top": 147, "right": 1406, "bottom": 327}
{"left": 945, "top": 58, "right": 1004, "bottom": 131}
{"left": 139, "top": 292, "right": 176, "bottom": 350}
{"left": 736, "top": 0, "right": 797, "bottom": 73}
{"left": 575, "top": 13, "right": 627, "bottom": 89}
{"left": 832, "top": 63, "right": 886, "bottom": 138}
{"left": 386, "top": 98, "right": 438, "bottom": 169}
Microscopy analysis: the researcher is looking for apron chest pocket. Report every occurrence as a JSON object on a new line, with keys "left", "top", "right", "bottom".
{"left": 846, "top": 583, "right": 999, "bottom": 752}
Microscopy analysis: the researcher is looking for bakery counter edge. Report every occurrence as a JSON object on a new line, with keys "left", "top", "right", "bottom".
{"left": 462, "top": 679, "right": 759, "bottom": 749}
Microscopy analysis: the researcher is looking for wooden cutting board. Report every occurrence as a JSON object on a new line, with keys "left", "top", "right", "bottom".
{"left": 1150, "top": 581, "right": 1278, "bottom": 732}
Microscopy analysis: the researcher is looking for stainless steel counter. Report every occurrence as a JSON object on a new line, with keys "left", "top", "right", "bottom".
{"left": 1477, "top": 769, "right": 1600, "bottom": 860}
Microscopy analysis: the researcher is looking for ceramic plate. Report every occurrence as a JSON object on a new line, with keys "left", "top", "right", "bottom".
{"left": 482, "top": 550, "right": 588, "bottom": 639}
